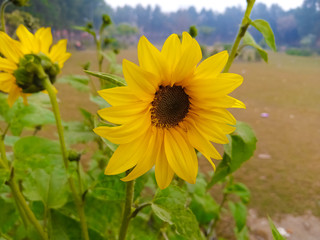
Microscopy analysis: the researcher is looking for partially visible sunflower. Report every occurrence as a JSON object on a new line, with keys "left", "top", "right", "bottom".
{"left": 94, "top": 32, "right": 245, "bottom": 189}
{"left": 0, "top": 24, "right": 71, "bottom": 106}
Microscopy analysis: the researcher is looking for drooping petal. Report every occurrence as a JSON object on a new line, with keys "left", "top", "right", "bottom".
{"left": 0, "top": 32, "right": 23, "bottom": 63}
{"left": 0, "top": 73, "right": 15, "bottom": 92}
{"left": 98, "top": 87, "right": 141, "bottom": 106}
{"left": 194, "top": 51, "right": 228, "bottom": 80}
{"left": 137, "top": 35, "right": 167, "bottom": 79}
{"left": 8, "top": 84, "right": 21, "bottom": 107}
{"left": 49, "top": 39, "right": 71, "bottom": 68}
{"left": 164, "top": 127, "right": 198, "bottom": 184}
{"left": 93, "top": 111, "right": 151, "bottom": 144}
{"left": 121, "top": 127, "right": 160, "bottom": 181}
{"left": 98, "top": 102, "right": 148, "bottom": 124}
{"left": 123, "top": 59, "right": 158, "bottom": 100}
{"left": 0, "top": 57, "right": 17, "bottom": 73}
{"left": 173, "top": 32, "right": 202, "bottom": 84}
{"left": 104, "top": 129, "right": 152, "bottom": 175}
{"left": 35, "top": 27, "right": 53, "bottom": 55}
{"left": 16, "top": 24, "right": 40, "bottom": 54}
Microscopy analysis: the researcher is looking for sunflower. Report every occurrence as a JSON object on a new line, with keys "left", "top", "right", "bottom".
{"left": 0, "top": 24, "right": 71, "bottom": 106}
{"left": 94, "top": 32, "right": 245, "bottom": 189}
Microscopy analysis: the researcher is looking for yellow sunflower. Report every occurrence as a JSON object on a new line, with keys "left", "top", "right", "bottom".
{"left": 0, "top": 24, "right": 71, "bottom": 106}
{"left": 94, "top": 32, "right": 245, "bottom": 189}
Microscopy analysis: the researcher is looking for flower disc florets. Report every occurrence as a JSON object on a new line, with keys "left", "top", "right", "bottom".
{"left": 151, "top": 85, "right": 190, "bottom": 128}
{"left": 14, "top": 53, "right": 60, "bottom": 93}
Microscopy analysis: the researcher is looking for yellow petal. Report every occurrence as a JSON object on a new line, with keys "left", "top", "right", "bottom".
{"left": 121, "top": 127, "right": 160, "bottom": 181}
{"left": 185, "top": 73, "right": 243, "bottom": 98}
{"left": 173, "top": 32, "right": 202, "bottom": 84}
{"left": 16, "top": 24, "right": 39, "bottom": 54}
{"left": 190, "top": 95, "right": 246, "bottom": 109}
{"left": 35, "top": 27, "right": 53, "bottom": 55}
{"left": 0, "top": 57, "right": 17, "bottom": 73}
{"left": 98, "top": 102, "right": 148, "bottom": 124}
{"left": 98, "top": 86, "right": 140, "bottom": 106}
{"left": 0, "top": 32, "right": 23, "bottom": 63}
{"left": 161, "top": 33, "right": 181, "bottom": 84}
{"left": 164, "top": 127, "right": 198, "bottom": 184}
{"left": 122, "top": 59, "right": 158, "bottom": 100}
{"left": 0, "top": 73, "right": 15, "bottom": 92}
{"left": 104, "top": 129, "right": 152, "bottom": 175}
{"left": 194, "top": 50, "right": 228, "bottom": 80}
{"left": 8, "top": 84, "right": 21, "bottom": 107}
{"left": 49, "top": 39, "right": 71, "bottom": 68}
{"left": 137, "top": 36, "right": 167, "bottom": 80}
{"left": 93, "top": 111, "right": 151, "bottom": 144}
{"left": 190, "top": 108, "right": 236, "bottom": 125}
{"left": 185, "top": 119, "right": 222, "bottom": 161}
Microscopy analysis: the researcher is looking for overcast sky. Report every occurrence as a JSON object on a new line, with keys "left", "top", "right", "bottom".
{"left": 106, "top": 0, "right": 304, "bottom": 12}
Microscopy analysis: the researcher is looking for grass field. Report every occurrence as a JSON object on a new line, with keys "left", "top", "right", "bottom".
{"left": 57, "top": 48, "right": 320, "bottom": 218}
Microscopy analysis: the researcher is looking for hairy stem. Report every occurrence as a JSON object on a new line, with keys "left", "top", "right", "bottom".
{"left": 223, "top": 0, "right": 256, "bottom": 73}
{"left": 0, "top": 0, "right": 10, "bottom": 32}
{"left": 118, "top": 180, "right": 135, "bottom": 240}
{"left": 43, "top": 78, "right": 90, "bottom": 240}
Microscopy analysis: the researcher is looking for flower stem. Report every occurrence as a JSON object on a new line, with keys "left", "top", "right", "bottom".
{"left": 0, "top": 0, "right": 10, "bottom": 32}
{"left": 119, "top": 180, "right": 135, "bottom": 240}
{"left": 223, "top": 0, "right": 256, "bottom": 73}
{"left": 43, "top": 78, "right": 90, "bottom": 240}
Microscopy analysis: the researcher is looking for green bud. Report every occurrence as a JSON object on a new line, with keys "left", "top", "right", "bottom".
{"left": 14, "top": 53, "right": 60, "bottom": 93}
{"left": 68, "top": 150, "right": 81, "bottom": 162}
{"left": 10, "top": 0, "right": 29, "bottom": 7}
{"left": 189, "top": 25, "right": 198, "bottom": 38}
{"left": 113, "top": 49, "right": 119, "bottom": 55}
{"left": 102, "top": 14, "right": 112, "bottom": 26}
{"left": 86, "top": 22, "right": 93, "bottom": 29}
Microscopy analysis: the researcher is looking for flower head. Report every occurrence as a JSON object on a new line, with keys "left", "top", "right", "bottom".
{"left": 94, "top": 32, "right": 245, "bottom": 189}
{"left": 0, "top": 24, "right": 71, "bottom": 106}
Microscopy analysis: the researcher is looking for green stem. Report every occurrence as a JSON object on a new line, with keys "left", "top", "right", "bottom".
{"left": 223, "top": 0, "right": 256, "bottom": 73}
{"left": 118, "top": 180, "right": 135, "bottom": 240}
{"left": 8, "top": 179, "right": 49, "bottom": 240}
{"left": 12, "top": 192, "right": 29, "bottom": 228}
{"left": 43, "top": 78, "right": 90, "bottom": 240}
{"left": 0, "top": 137, "right": 9, "bottom": 169}
{"left": 0, "top": 0, "right": 10, "bottom": 32}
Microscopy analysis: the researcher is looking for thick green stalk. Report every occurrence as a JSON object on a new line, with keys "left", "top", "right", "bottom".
{"left": 223, "top": 0, "right": 256, "bottom": 73}
{"left": 0, "top": 0, "right": 10, "bottom": 32}
{"left": 118, "top": 180, "right": 135, "bottom": 240}
{"left": 43, "top": 78, "right": 90, "bottom": 240}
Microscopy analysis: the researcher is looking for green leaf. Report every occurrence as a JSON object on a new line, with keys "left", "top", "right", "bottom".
{"left": 268, "top": 217, "right": 287, "bottom": 240}
{"left": 127, "top": 215, "right": 159, "bottom": 240}
{"left": 90, "top": 94, "right": 110, "bottom": 109}
{"left": 4, "top": 135, "right": 20, "bottom": 147}
{"left": 250, "top": 19, "right": 277, "bottom": 51}
{"left": 73, "top": 26, "right": 96, "bottom": 37}
{"left": 0, "top": 198, "right": 19, "bottom": 234}
{"left": 152, "top": 186, "right": 204, "bottom": 240}
{"left": 84, "top": 70, "right": 126, "bottom": 87}
{"left": 58, "top": 75, "right": 90, "bottom": 92}
{"left": 91, "top": 173, "right": 126, "bottom": 201}
{"left": 63, "top": 121, "right": 96, "bottom": 145}
{"left": 0, "top": 168, "right": 9, "bottom": 192}
{"left": 224, "top": 182, "right": 251, "bottom": 204}
{"left": 187, "top": 176, "right": 219, "bottom": 224}
{"left": 208, "top": 122, "right": 257, "bottom": 188}
{"left": 13, "top": 136, "right": 62, "bottom": 172}
{"left": 228, "top": 201, "right": 247, "bottom": 232}
{"left": 242, "top": 32, "right": 268, "bottom": 62}
{"left": 23, "top": 168, "right": 69, "bottom": 209}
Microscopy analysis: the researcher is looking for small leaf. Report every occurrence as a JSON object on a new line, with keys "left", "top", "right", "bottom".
{"left": 228, "top": 201, "right": 247, "bottom": 232}
{"left": 224, "top": 182, "right": 251, "bottom": 204}
{"left": 268, "top": 217, "right": 287, "bottom": 240}
{"left": 23, "top": 168, "right": 69, "bottom": 209}
{"left": 4, "top": 135, "right": 20, "bottom": 147}
{"left": 242, "top": 32, "right": 268, "bottom": 62}
{"left": 84, "top": 70, "right": 126, "bottom": 86}
{"left": 0, "top": 168, "right": 9, "bottom": 191}
{"left": 208, "top": 122, "right": 257, "bottom": 188}
{"left": 58, "top": 75, "right": 90, "bottom": 92}
{"left": 63, "top": 121, "right": 96, "bottom": 145}
{"left": 152, "top": 186, "right": 204, "bottom": 239}
{"left": 73, "top": 26, "right": 96, "bottom": 37}
{"left": 250, "top": 19, "right": 277, "bottom": 51}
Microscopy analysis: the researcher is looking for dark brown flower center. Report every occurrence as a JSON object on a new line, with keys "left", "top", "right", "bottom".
{"left": 151, "top": 85, "right": 190, "bottom": 128}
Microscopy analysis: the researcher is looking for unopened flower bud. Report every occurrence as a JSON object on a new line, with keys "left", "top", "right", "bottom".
{"left": 102, "top": 14, "right": 112, "bottom": 26}
{"left": 189, "top": 25, "right": 198, "bottom": 38}
{"left": 14, "top": 53, "right": 60, "bottom": 93}
{"left": 68, "top": 150, "right": 81, "bottom": 162}
{"left": 86, "top": 22, "right": 93, "bottom": 29}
